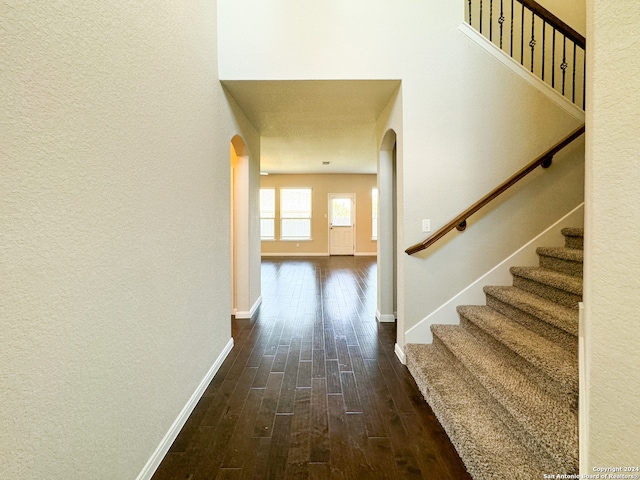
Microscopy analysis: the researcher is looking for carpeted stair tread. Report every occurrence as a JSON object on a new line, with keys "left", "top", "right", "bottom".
{"left": 560, "top": 227, "right": 584, "bottom": 237}
{"left": 483, "top": 285, "right": 578, "bottom": 336}
{"left": 536, "top": 246, "right": 583, "bottom": 262}
{"left": 510, "top": 267, "right": 582, "bottom": 310}
{"left": 431, "top": 324, "right": 578, "bottom": 472}
{"left": 537, "top": 247, "right": 583, "bottom": 276}
{"left": 456, "top": 305, "right": 578, "bottom": 393}
{"left": 405, "top": 343, "right": 547, "bottom": 479}
{"left": 561, "top": 227, "right": 584, "bottom": 237}
{"left": 510, "top": 266, "right": 582, "bottom": 296}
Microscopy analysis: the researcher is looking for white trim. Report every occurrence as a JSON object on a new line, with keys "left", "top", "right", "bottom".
{"left": 261, "top": 252, "right": 376, "bottom": 257}
{"left": 394, "top": 343, "right": 406, "bottom": 365}
{"left": 261, "top": 252, "right": 329, "bottom": 257}
{"left": 136, "top": 337, "right": 234, "bottom": 480}
{"left": 405, "top": 204, "right": 584, "bottom": 344}
{"left": 458, "top": 23, "right": 585, "bottom": 123}
{"left": 235, "top": 295, "right": 262, "bottom": 319}
{"left": 251, "top": 295, "right": 262, "bottom": 317}
{"left": 579, "top": 301, "right": 587, "bottom": 474}
{"left": 376, "top": 308, "right": 396, "bottom": 323}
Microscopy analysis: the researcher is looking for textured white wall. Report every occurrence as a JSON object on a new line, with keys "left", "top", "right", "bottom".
{"left": 585, "top": 0, "right": 640, "bottom": 467}
{"left": 0, "top": 1, "right": 253, "bottom": 478}
{"left": 218, "top": 0, "right": 585, "bottom": 341}
{"left": 537, "top": 0, "right": 586, "bottom": 36}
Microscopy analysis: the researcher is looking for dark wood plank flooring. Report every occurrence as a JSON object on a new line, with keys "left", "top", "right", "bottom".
{"left": 152, "top": 256, "right": 471, "bottom": 480}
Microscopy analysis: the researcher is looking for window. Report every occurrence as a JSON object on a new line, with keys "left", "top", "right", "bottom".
{"left": 280, "top": 188, "right": 312, "bottom": 240}
{"left": 372, "top": 188, "right": 379, "bottom": 240}
{"left": 260, "top": 188, "right": 275, "bottom": 240}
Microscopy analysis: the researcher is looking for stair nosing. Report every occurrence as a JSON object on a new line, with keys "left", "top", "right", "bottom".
{"left": 483, "top": 285, "right": 578, "bottom": 336}
{"left": 510, "top": 266, "right": 583, "bottom": 296}
{"left": 536, "top": 246, "right": 584, "bottom": 262}
{"left": 561, "top": 227, "right": 584, "bottom": 238}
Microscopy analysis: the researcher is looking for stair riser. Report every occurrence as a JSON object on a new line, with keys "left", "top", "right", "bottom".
{"left": 512, "top": 276, "right": 582, "bottom": 310}
{"left": 539, "top": 255, "right": 583, "bottom": 277}
{"left": 561, "top": 228, "right": 584, "bottom": 250}
{"left": 431, "top": 334, "right": 574, "bottom": 473}
{"left": 459, "top": 316, "right": 578, "bottom": 405}
{"left": 564, "top": 236, "right": 583, "bottom": 250}
{"left": 485, "top": 294, "right": 578, "bottom": 342}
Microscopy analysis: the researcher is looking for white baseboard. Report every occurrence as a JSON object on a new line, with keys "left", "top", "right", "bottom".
{"left": 405, "top": 204, "right": 584, "bottom": 344}
{"left": 579, "top": 302, "right": 588, "bottom": 474}
{"left": 261, "top": 252, "right": 328, "bottom": 257}
{"left": 235, "top": 295, "right": 262, "bottom": 319}
{"left": 394, "top": 343, "right": 406, "bottom": 365}
{"left": 136, "top": 337, "right": 234, "bottom": 480}
{"left": 376, "top": 309, "right": 396, "bottom": 323}
{"left": 261, "top": 252, "right": 377, "bottom": 257}
{"left": 251, "top": 295, "right": 262, "bottom": 317}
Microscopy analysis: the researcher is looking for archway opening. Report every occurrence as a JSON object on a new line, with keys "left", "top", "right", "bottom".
{"left": 377, "top": 129, "right": 398, "bottom": 324}
{"left": 230, "top": 135, "right": 251, "bottom": 319}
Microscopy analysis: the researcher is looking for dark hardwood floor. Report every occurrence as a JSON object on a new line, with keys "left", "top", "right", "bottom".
{"left": 152, "top": 256, "right": 471, "bottom": 479}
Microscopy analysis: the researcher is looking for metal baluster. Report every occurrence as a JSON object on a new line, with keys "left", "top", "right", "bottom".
{"left": 530, "top": 12, "right": 536, "bottom": 73}
{"left": 510, "top": 0, "right": 514, "bottom": 55}
{"left": 480, "top": 0, "right": 483, "bottom": 34}
{"left": 468, "top": 0, "right": 472, "bottom": 25}
{"left": 561, "top": 36, "right": 568, "bottom": 95}
{"left": 541, "top": 20, "right": 546, "bottom": 81}
{"left": 584, "top": 55, "right": 587, "bottom": 110}
{"left": 552, "top": 29, "right": 556, "bottom": 88}
{"left": 572, "top": 43, "right": 577, "bottom": 103}
{"left": 499, "top": 0, "right": 504, "bottom": 49}
{"left": 521, "top": 6, "right": 525, "bottom": 64}
{"left": 490, "top": 0, "right": 493, "bottom": 42}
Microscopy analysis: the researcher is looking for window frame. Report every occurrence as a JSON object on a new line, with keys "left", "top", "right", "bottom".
{"left": 371, "top": 187, "right": 379, "bottom": 241}
{"left": 280, "top": 188, "right": 312, "bottom": 241}
{"left": 259, "top": 188, "right": 276, "bottom": 241}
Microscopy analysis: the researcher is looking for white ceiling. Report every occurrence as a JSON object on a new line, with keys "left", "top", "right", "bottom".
{"left": 222, "top": 80, "right": 400, "bottom": 174}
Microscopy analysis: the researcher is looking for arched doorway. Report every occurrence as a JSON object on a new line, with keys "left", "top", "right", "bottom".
{"left": 230, "top": 135, "right": 251, "bottom": 318}
{"left": 377, "top": 130, "right": 398, "bottom": 324}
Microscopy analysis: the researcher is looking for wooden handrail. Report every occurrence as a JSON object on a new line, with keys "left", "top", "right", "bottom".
{"left": 405, "top": 124, "right": 585, "bottom": 256}
{"left": 519, "top": 0, "right": 586, "bottom": 49}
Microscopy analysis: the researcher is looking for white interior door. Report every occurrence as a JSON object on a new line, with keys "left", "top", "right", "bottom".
{"left": 329, "top": 194, "right": 355, "bottom": 255}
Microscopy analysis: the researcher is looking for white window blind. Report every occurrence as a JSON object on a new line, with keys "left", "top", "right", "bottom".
{"left": 260, "top": 188, "right": 275, "bottom": 240}
{"left": 372, "top": 188, "right": 379, "bottom": 240}
{"left": 280, "top": 188, "right": 311, "bottom": 240}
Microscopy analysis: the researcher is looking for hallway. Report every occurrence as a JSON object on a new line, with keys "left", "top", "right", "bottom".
{"left": 152, "top": 256, "right": 470, "bottom": 479}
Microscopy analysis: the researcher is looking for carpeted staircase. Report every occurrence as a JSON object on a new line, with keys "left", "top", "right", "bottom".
{"left": 405, "top": 227, "right": 583, "bottom": 479}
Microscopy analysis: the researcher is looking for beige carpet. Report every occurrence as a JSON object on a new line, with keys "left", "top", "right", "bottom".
{"left": 406, "top": 228, "right": 582, "bottom": 479}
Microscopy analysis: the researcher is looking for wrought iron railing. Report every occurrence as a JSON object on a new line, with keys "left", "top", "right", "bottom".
{"left": 466, "top": 0, "right": 586, "bottom": 109}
